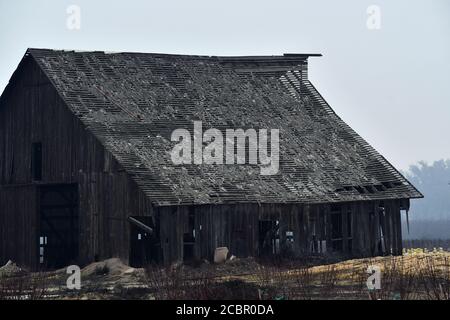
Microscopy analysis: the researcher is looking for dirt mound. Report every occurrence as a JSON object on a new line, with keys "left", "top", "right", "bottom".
{"left": 0, "top": 260, "right": 23, "bottom": 277}
{"left": 82, "top": 258, "right": 135, "bottom": 277}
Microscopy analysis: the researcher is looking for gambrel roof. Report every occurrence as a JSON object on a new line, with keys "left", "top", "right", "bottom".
{"left": 10, "top": 48, "right": 422, "bottom": 206}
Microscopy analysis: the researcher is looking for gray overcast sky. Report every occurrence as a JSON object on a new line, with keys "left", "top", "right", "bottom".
{"left": 0, "top": 0, "right": 449, "bottom": 171}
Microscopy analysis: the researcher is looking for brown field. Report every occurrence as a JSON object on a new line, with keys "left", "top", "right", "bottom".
{"left": 1, "top": 250, "right": 449, "bottom": 300}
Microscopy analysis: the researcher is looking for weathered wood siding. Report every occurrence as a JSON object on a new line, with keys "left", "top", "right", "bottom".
{"left": 0, "top": 56, "right": 154, "bottom": 269}
{"left": 158, "top": 200, "right": 404, "bottom": 264}
{"left": 0, "top": 185, "right": 38, "bottom": 267}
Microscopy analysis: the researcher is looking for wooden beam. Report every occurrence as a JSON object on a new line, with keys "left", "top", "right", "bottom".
{"left": 128, "top": 216, "right": 153, "bottom": 235}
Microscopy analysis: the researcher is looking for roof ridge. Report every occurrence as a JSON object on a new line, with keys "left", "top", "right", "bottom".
{"left": 27, "top": 48, "right": 321, "bottom": 60}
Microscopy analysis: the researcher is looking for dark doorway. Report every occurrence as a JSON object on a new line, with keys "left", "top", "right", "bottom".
{"left": 330, "top": 205, "right": 343, "bottom": 252}
{"left": 38, "top": 184, "right": 78, "bottom": 269}
{"left": 129, "top": 216, "right": 160, "bottom": 267}
{"left": 183, "top": 208, "right": 196, "bottom": 262}
{"left": 378, "top": 205, "right": 387, "bottom": 254}
{"left": 258, "top": 220, "right": 279, "bottom": 256}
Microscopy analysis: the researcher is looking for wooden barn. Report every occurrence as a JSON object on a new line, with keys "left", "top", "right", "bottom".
{"left": 0, "top": 49, "right": 422, "bottom": 270}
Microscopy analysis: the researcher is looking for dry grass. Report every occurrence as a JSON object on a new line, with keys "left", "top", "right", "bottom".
{"left": 0, "top": 273, "right": 48, "bottom": 300}
{"left": 1, "top": 251, "right": 449, "bottom": 300}
{"left": 142, "top": 252, "right": 449, "bottom": 300}
{"left": 144, "top": 264, "right": 260, "bottom": 300}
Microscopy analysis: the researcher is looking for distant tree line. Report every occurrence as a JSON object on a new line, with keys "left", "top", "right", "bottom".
{"left": 401, "top": 159, "right": 450, "bottom": 240}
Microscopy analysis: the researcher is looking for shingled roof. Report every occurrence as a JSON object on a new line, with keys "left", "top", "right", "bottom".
{"left": 23, "top": 48, "right": 422, "bottom": 206}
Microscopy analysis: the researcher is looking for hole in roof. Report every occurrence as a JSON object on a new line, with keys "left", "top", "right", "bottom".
{"left": 354, "top": 186, "right": 366, "bottom": 194}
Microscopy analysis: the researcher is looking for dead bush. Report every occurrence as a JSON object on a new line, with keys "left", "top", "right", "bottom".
{"left": 0, "top": 273, "right": 48, "bottom": 300}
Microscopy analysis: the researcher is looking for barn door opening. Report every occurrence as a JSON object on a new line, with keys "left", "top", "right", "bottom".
{"left": 38, "top": 184, "right": 79, "bottom": 269}
{"left": 330, "top": 205, "right": 344, "bottom": 252}
{"left": 183, "top": 208, "right": 196, "bottom": 262}
{"left": 129, "top": 216, "right": 160, "bottom": 267}
{"left": 258, "top": 220, "right": 280, "bottom": 256}
{"left": 378, "top": 204, "right": 387, "bottom": 255}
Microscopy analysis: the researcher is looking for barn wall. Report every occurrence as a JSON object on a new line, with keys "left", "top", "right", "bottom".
{"left": 0, "top": 185, "right": 38, "bottom": 267}
{"left": 0, "top": 56, "right": 154, "bottom": 269}
{"left": 158, "top": 203, "right": 293, "bottom": 264}
{"left": 158, "top": 200, "right": 404, "bottom": 264}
